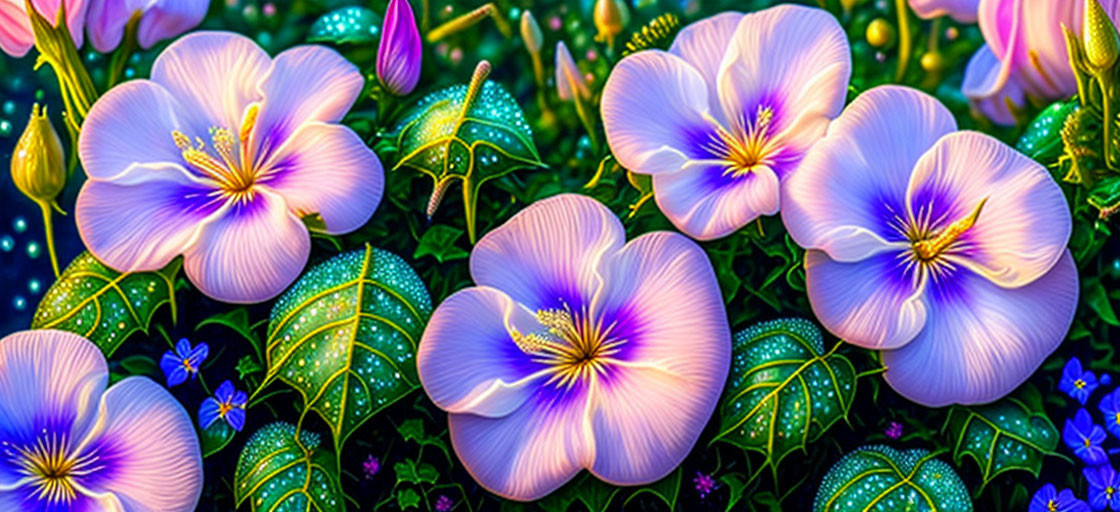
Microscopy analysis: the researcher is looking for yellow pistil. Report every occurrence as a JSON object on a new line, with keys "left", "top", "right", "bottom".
{"left": 704, "top": 105, "right": 776, "bottom": 177}
{"left": 912, "top": 197, "right": 988, "bottom": 261}
{"left": 171, "top": 105, "right": 261, "bottom": 201}
{"left": 511, "top": 304, "right": 626, "bottom": 389}
{"left": 3, "top": 433, "right": 102, "bottom": 506}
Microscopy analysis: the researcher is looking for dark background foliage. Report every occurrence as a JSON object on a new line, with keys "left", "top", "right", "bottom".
{"left": 2, "top": 0, "right": 1118, "bottom": 510}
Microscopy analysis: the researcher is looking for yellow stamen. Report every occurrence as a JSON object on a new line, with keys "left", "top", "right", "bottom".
{"left": 3, "top": 433, "right": 103, "bottom": 506}
{"left": 511, "top": 304, "right": 626, "bottom": 389}
{"left": 704, "top": 105, "right": 776, "bottom": 177}
{"left": 170, "top": 105, "right": 262, "bottom": 201}
{"left": 912, "top": 197, "right": 988, "bottom": 261}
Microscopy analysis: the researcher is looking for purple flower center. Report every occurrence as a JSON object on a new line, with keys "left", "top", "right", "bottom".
{"left": 511, "top": 304, "right": 627, "bottom": 389}
{"left": 2, "top": 433, "right": 102, "bottom": 506}
{"left": 700, "top": 105, "right": 778, "bottom": 178}
{"left": 884, "top": 195, "right": 989, "bottom": 285}
{"left": 172, "top": 104, "right": 263, "bottom": 200}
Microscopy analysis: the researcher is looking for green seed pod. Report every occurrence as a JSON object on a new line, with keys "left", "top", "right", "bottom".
{"left": 1084, "top": 0, "right": 1120, "bottom": 70}
{"left": 11, "top": 104, "right": 65, "bottom": 205}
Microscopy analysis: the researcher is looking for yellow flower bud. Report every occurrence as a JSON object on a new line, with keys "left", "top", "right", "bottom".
{"left": 920, "top": 51, "right": 946, "bottom": 73}
{"left": 11, "top": 104, "right": 65, "bottom": 205}
{"left": 1084, "top": 0, "right": 1120, "bottom": 70}
{"left": 866, "top": 18, "right": 894, "bottom": 48}
{"left": 521, "top": 10, "right": 543, "bottom": 55}
{"left": 594, "top": 0, "right": 629, "bottom": 44}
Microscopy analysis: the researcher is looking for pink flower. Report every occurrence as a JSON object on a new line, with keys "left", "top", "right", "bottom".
{"left": 75, "top": 31, "right": 384, "bottom": 303}
{"left": 782, "top": 86, "right": 1078, "bottom": 406}
{"left": 0, "top": 0, "right": 88, "bottom": 57}
{"left": 885, "top": 421, "right": 903, "bottom": 439}
{"left": 693, "top": 472, "right": 717, "bottom": 499}
{"left": 0, "top": 330, "right": 202, "bottom": 510}
{"left": 601, "top": 6, "right": 851, "bottom": 240}
{"left": 908, "top": 0, "right": 980, "bottom": 23}
{"left": 963, "top": 0, "right": 1120, "bottom": 125}
{"left": 86, "top": 0, "right": 208, "bottom": 53}
{"left": 376, "top": 0, "right": 421, "bottom": 96}
{"left": 362, "top": 455, "right": 380, "bottom": 479}
{"left": 417, "top": 194, "right": 730, "bottom": 500}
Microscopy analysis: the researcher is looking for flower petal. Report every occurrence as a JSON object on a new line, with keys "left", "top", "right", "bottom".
{"left": 667, "top": 11, "right": 742, "bottom": 116}
{"left": 715, "top": 4, "right": 849, "bottom": 156}
{"left": 782, "top": 86, "right": 956, "bottom": 261}
{"left": 961, "top": 44, "right": 1026, "bottom": 126}
{"left": 76, "top": 162, "right": 225, "bottom": 273}
{"left": 976, "top": 0, "right": 1079, "bottom": 100}
{"left": 250, "top": 44, "right": 364, "bottom": 165}
{"left": 150, "top": 31, "right": 270, "bottom": 133}
{"left": 805, "top": 250, "right": 928, "bottom": 350}
{"left": 447, "top": 386, "right": 592, "bottom": 501}
{"left": 907, "top": 131, "right": 1071, "bottom": 287}
{"left": 86, "top": 0, "right": 130, "bottom": 52}
{"left": 0, "top": 1, "right": 33, "bottom": 57}
{"left": 653, "top": 163, "right": 780, "bottom": 241}
{"left": 135, "top": 0, "right": 207, "bottom": 49}
{"left": 470, "top": 194, "right": 624, "bottom": 311}
{"left": 76, "top": 377, "right": 202, "bottom": 512}
{"left": 0, "top": 330, "right": 107, "bottom": 487}
{"left": 79, "top": 80, "right": 192, "bottom": 180}
{"left": 258, "top": 122, "right": 383, "bottom": 234}
{"left": 418, "top": 287, "right": 549, "bottom": 418}
{"left": 909, "top": 0, "right": 979, "bottom": 22}
{"left": 881, "top": 251, "right": 1078, "bottom": 406}
{"left": 182, "top": 189, "right": 310, "bottom": 303}
{"left": 601, "top": 50, "right": 714, "bottom": 176}
{"left": 589, "top": 231, "right": 729, "bottom": 484}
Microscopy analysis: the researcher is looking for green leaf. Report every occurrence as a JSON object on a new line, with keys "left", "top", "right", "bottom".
{"left": 236, "top": 355, "right": 264, "bottom": 380}
{"left": 538, "top": 473, "right": 619, "bottom": 512}
{"left": 199, "top": 420, "right": 236, "bottom": 458}
{"left": 396, "top": 418, "right": 452, "bottom": 464}
{"left": 264, "top": 245, "right": 432, "bottom": 452}
{"left": 396, "top": 488, "right": 422, "bottom": 510}
{"left": 720, "top": 473, "right": 748, "bottom": 512}
{"left": 814, "top": 445, "right": 972, "bottom": 512}
{"left": 414, "top": 225, "right": 470, "bottom": 263}
{"left": 33, "top": 251, "right": 179, "bottom": 356}
{"left": 1088, "top": 175, "right": 1120, "bottom": 216}
{"left": 197, "top": 308, "right": 262, "bottom": 348}
{"left": 234, "top": 422, "right": 344, "bottom": 512}
{"left": 713, "top": 318, "right": 856, "bottom": 473}
{"left": 1085, "top": 278, "right": 1120, "bottom": 326}
{"left": 943, "top": 397, "right": 1059, "bottom": 489}
{"left": 625, "top": 466, "right": 681, "bottom": 509}
{"left": 394, "top": 74, "right": 544, "bottom": 242}
{"left": 394, "top": 459, "right": 439, "bottom": 485}
{"left": 1016, "top": 100, "right": 1079, "bottom": 162}
{"left": 308, "top": 6, "right": 381, "bottom": 45}
{"left": 117, "top": 354, "right": 160, "bottom": 379}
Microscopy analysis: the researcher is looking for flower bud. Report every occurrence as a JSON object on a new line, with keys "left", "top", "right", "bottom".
{"left": 520, "top": 10, "right": 543, "bottom": 55}
{"left": 593, "top": 0, "right": 629, "bottom": 44}
{"left": 555, "top": 41, "right": 589, "bottom": 102}
{"left": 11, "top": 104, "right": 65, "bottom": 205}
{"left": 377, "top": 0, "right": 422, "bottom": 96}
{"left": 866, "top": 18, "right": 894, "bottom": 48}
{"left": 1084, "top": 0, "right": 1120, "bottom": 70}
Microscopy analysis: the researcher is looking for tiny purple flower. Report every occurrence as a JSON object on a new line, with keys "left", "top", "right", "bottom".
{"left": 199, "top": 380, "right": 248, "bottom": 431}
{"left": 1086, "top": 465, "right": 1120, "bottom": 511}
{"left": 1101, "top": 388, "right": 1120, "bottom": 439}
{"left": 376, "top": 0, "right": 422, "bottom": 96}
{"left": 1064, "top": 409, "right": 1109, "bottom": 466}
{"left": 885, "top": 421, "right": 903, "bottom": 439}
{"left": 159, "top": 337, "right": 209, "bottom": 387}
{"left": 434, "top": 495, "right": 454, "bottom": 512}
{"left": 1061, "top": 357, "right": 1100, "bottom": 405}
{"left": 693, "top": 471, "right": 717, "bottom": 499}
{"left": 363, "top": 454, "right": 381, "bottom": 479}
{"left": 1030, "top": 483, "right": 1091, "bottom": 512}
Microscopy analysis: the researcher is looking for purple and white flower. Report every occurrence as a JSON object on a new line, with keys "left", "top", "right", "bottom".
{"left": 908, "top": 0, "right": 979, "bottom": 23}
{"left": 0, "top": 0, "right": 88, "bottom": 57}
{"left": 75, "top": 31, "right": 384, "bottom": 303}
{"left": 417, "top": 194, "right": 730, "bottom": 500}
{"left": 782, "top": 85, "right": 1078, "bottom": 406}
{"left": 601, "top": 5, "right": 851, "bottom": 240}
{"left": 86, "top": 0, "right": 208, "bottom": 53}
{"left": 0, "top": 330, "right": 202, "bottom": 511}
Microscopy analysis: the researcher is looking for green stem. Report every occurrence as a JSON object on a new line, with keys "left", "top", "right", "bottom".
{"left": 106, "top": 13, "right": 140, "bottom": 89}
{"left": 894, "top": 0, "right": 912, "bottom": 82}
{"left": 1101, "top": 76, "right": 1116, "bottom": 170}
{"left": 37, "top": 200, "right": 60, "bottom": 277}
{"left": 573, "top": 95, "right": 599, "bottom": 154}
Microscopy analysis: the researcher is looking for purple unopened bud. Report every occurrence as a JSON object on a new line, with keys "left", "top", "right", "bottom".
{"left": 377, "top": 0, "right": 422, "bottom": 96}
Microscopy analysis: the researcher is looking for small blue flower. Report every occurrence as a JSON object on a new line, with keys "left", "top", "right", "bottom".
{"left": 1100, "top": 388, "right": 1120, "bottom": 439}
{"left": 159, "top": 338, "right": 208, "bottom": 387}
{"left": 1064, "top": 408, "right": 1109, "bottom": 466}
{"left": 1061, "top": 358, "right": 1100, "bottom": 405}
{"left": 1085, "top": 465, "right": 1120, "bottom": 511}
{"left": 199, "top": 380, "right": 247, "bottom": 431}
{"left": 1031, "top": 483, "right": 1091, "bottom": 512}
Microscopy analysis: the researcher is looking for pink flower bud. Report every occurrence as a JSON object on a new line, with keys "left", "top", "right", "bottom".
{"left": 377, "top": 0, "right": 422, "bottom": 96}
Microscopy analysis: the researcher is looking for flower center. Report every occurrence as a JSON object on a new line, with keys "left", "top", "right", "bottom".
{"left": 2, "top": 433, "right": 101, "bottom": 505}
{"left": 1048, "top": 500, "right": 1058, "bottom": 512}
{"left": 511, "top": 305, "right": 626, "bottom": 389}
{"left": 1075, "top": 378, "right": 1087, "bottom": 389}
{"left": 704, "top": 105, "right": 776, "bottom": 177}
{"left": 171, "top": 104, "right": 260, "bottom": 201}
{"left": 908, "top": 197, "right": 988, "bottom": 262}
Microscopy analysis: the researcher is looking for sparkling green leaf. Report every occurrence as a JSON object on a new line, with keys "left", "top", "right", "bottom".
{"left": 264, "top": 245, "right": 432, "bottom": 452}
{"left": 308, "top": 6, "right": 381, "bottom": 45}
{"left": 200, "top": 420, "right": 236, "bottom": 458}
{"left": 234, "top": 422, "right": 344, "bottom": 512}
{"left": 32, "top": 251, "right": 179, "bottom": 357}
{"left": 814, "top": 445, "right": 972, "bottom": 512}
{"left": 943, "top": 397, "right": 1059, "bottom": 489}
{"left": 714, "top": 318, "right": 856, "bottom": 473}
{"left": 1016, "top": 100, "right": 1078, "bottom": 162}
{"left": 394, "top": 71, "right": 543, "bottom": 242}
